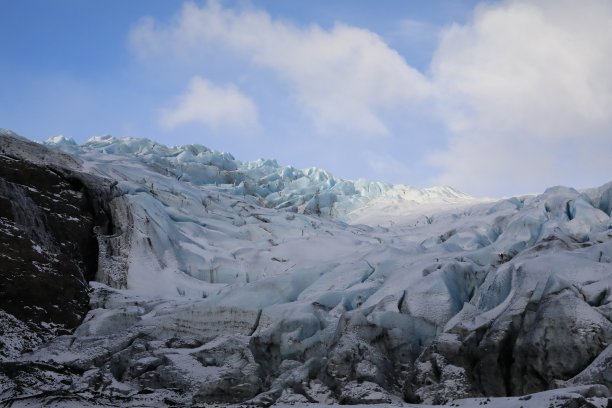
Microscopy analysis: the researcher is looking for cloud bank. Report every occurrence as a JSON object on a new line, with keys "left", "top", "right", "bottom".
{"left": 430, "top": 0, "right": 612, "bottom": 194}
{"left": 130, "top": 0, "right": 612, "bottom": 196}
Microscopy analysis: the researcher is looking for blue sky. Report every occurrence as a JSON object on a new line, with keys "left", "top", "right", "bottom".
{"left": 2, "top": 0, "right": 611, "bottom": 196}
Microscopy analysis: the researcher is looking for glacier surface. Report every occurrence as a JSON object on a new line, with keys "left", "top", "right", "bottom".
{"left": 0, "top": 131, "right": 610, "bottom": 407}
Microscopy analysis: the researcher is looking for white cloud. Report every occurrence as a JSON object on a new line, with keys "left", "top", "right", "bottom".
{"left": 159, "top": 76, "right": 258, "bottom": 130}
{"left": 130, "top": 1, "right": 430, "bottom": 136}
{"left": 429, "top": 0, "right": 612, "bottom": 194}
{"left": 132, "top": 0, "right": 612, "bottom": 196}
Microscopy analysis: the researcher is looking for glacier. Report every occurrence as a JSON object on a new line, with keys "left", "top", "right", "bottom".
{"left": 0, "top": 130, "right": 610, "bottom": 407}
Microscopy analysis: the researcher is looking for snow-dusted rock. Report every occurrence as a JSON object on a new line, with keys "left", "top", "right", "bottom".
{"left": 339, "top": 380, "right": 392, "bottom": 404}
{"left": 0, "top": 133, "right": 116, "bottom": 361}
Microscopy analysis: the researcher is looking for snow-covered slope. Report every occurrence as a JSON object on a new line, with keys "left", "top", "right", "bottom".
{"left": 1, "top": 131, "right": 611, "bottom": 407}
{"left": 47, "top": 135, "right": 475, "bottom": 225}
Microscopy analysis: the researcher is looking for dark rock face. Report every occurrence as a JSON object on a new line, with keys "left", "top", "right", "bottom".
{"left": 0, "top": 134, "right": 114, "bottom": 359}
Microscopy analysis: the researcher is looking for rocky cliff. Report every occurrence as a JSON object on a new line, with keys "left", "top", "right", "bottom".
{"left": 0, "top": 132, "right": 116, "bottom": 361}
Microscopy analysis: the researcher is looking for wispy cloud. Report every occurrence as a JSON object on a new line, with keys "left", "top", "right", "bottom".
{"left": 366, "top": 153, "right": 413, "bottom": 182}
{"left": 130, "top": 0, "right": 612, "bottom": 195}
{"left": 130, "top": 1, "right": 430, "bottom": 137}
{"left": 159, "top": 76, "right": 259, "bottom": 131}
{"left": 395, "top": 18, "right": 440, "bottom": 45}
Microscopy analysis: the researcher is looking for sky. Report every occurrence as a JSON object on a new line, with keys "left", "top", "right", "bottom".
{"left": 1, "top": 0, "right": 611, "bottom": 197}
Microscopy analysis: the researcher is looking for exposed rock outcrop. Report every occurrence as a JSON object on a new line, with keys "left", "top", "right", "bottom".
{"left": 0, "top": 132, "right": 118, "bottom": 358}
